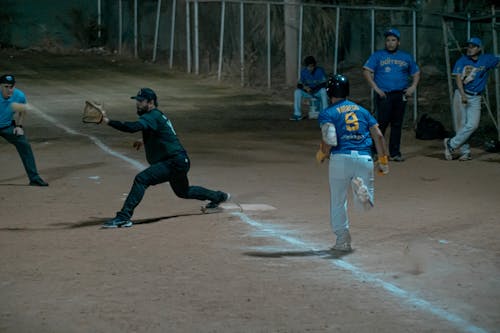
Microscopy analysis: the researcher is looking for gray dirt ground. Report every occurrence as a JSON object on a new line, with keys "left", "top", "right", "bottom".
{"left": 0, "top": 50, "right": 499, "bottom": 333}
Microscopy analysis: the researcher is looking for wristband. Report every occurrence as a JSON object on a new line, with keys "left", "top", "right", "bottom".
{"left": 378, "top": 155, "right": 388, "bottom": 164}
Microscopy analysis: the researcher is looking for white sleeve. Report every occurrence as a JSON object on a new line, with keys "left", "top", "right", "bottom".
{"left": 321, "top": 122, "right": 337, "bottom": 146}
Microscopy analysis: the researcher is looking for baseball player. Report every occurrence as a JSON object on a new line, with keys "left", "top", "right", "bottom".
{"left": 363, "top": 28, "right": 420, "bottom": 162}
{"left": 317, "top": 74, "right": 389, "bottom": 252}
{"left": 444, "top": 37, "right": 500, "bottom": 161}
{"left": 0, "top": 74, "right": 48, "bottom": 186}
{"left": 291, "top": 56, "right": 329, "bottom": 121}
{"left": 99, "top": 88, "right": 230, "bottom": 228}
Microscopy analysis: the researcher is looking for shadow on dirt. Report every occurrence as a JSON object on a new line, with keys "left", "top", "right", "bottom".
{"left": 58, "top": 212, "right": 207, "bottom": 229}
{"left": 243, "top": 249, "right": 354, "bottom": 260}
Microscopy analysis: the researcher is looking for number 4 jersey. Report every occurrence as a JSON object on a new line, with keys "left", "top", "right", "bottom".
{"left": 318, "top": 99, "right": 377, "bottom": 156}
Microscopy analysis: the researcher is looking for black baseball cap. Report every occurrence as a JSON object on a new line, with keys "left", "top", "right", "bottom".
{"left": 0, "top": 74, "right": 16, "bottom": 85}
{"left": 131, "top": 88, "right": 157, "bottom": 102}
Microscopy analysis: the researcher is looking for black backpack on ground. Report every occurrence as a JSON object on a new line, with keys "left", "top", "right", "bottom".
{"left": 415, "top": 114, "right": 449, "bottom": 140}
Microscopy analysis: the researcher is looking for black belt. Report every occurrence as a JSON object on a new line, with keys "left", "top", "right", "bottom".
{"left": 385, "top": 90, "right": 404, "bottom": 94}
{"left": 465, "top": 90, "right": 482, "bottom": 96}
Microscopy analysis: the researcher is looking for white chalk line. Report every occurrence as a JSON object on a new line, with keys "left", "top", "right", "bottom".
{"left": 30, "top": 105, "right": 146, "bottom": 171}
{"left": 31, "top": 105, "right": 488, "bottom": 333}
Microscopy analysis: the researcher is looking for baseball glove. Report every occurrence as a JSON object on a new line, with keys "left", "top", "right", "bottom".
{"left": 82, "top": 100, "right": 105, "bottom": 124}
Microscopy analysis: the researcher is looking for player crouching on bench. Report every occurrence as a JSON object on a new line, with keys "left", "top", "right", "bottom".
{"left": 98, "top": 88, "right": 230, "bottom": 228}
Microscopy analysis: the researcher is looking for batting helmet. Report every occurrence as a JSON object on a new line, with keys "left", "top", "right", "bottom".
{"left": 327, "top": 74, "right": 349, "bottom": 98}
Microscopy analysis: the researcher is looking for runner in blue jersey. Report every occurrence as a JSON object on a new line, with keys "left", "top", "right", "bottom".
{"left": 99, "top": 88, "right": 230, "bottom": 228}
{"left": 317, "top": 74, "right": 389, "bottom": 252}
{"left": 363, "top": 28, "right": 420, "bottom": 162}
{"left": 0, "top": 74, "right": 48, "bottom": 186}
{"left": 444, "top": 37, "right": 500, "bottom": 161}
{"left": 291, "top": 56, "right": 328, "bottom": 121}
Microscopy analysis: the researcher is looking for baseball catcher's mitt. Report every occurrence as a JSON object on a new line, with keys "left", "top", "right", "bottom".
{"left": 82, "top": 100, "right": 105, "bottom": 124}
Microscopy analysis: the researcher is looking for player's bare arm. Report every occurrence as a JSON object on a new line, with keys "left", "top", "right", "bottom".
{"left": 405, "top": 72, "right": 421, "bottom": 96}
{"left": 370, "top": 124, "right": 389, "bottom": 175}
{"left": 362, "top": 68, "right": 385, "bottom": 98}
{"left": 454, "top": 74, "right": 468, "bottom": 104}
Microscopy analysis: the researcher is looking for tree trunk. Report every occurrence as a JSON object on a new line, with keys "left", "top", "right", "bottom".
{"left": 284, "top": 0, "right": 299, "bottom": 86}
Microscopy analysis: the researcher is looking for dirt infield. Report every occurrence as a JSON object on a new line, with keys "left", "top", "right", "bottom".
{"left": 1, "top": 50, "right": 499, "bottom": 333}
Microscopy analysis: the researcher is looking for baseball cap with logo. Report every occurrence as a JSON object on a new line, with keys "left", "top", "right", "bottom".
{"left": 467, "top": 37, "right": 482, "bottom": 48}
{"left": 384, "top": 28, "right": 401, "bottom": 40}
{"left": 0, "top": 74, "right": 16, "bottom": 85}
{"left": 131, "top": 88, "right": 157, "bottom": 102}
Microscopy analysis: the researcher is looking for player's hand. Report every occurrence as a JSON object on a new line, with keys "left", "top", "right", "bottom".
{"left": 375, "top": 87, "right": 386, "bottom": 98}
{"left": 377, "top": 155, "right": 389, "bottom": 175}
{"left": 461, "top": 95, "right": 468, "bottom": 104}
{"left": 13, "top": 126, "right": 24, "bottom": 136}
{"left": 133, "top": 139, "right": 143, "bottom": 150}
{"left": 405, "top": 86, "right": 417, "bottom": 96}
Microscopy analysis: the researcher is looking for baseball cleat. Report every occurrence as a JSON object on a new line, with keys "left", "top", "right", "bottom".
{"left": 102, "top": 217, "right": 133, "bottom": 229}
{"left": 443, "top": 138, "right": 454, "bottom": 160}
{"left": 458, "top": 153, "right": 472, "bottom": 161}
{"left": 201, "top": 206, "right": 223, "bottom": 214}
{"left": 29, "top": 178, "right": 49, "bottom": 186}
{"left": 351, "top": 177, "right": 373, "bottom": 207}
{"left": 204, "top": 192, "right": 231, "bottom": 209}
{"left": 289, "top": 115, "right": 303, "bottom": 121}
{"left": 389, "top": 155, "right": 405, "bottom": 162}
{"left": 331, "top": 230, "right": 352, "bottom": 252}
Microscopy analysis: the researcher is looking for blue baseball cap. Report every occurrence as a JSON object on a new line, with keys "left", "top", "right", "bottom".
{"left": 131, "top": 88, "right": 157, "bottom": 102}
{"left": 0, "top": 74, "right": 15, "bottom": 85}
{"left": 467, "top": 37, "right": 482, "bottom": 48}
{"left": 384, "top": 28, "right": 400, "bottom": 39}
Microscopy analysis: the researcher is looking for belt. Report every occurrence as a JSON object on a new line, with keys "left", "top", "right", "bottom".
{"left": 465, "top": 90, "right": 482, "bottom": 96}
{"left": 385, "top": 90, "right": 404, "bottom": 94}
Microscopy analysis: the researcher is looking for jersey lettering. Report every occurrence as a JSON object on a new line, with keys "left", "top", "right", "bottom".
{"left": 345, "top": 112, "right": 359, "bottom": 131}
{"left": 162, "top": 114, "right": 176, "bottom": 135}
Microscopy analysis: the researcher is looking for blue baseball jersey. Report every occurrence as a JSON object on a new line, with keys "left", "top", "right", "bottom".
{"left": 298, "top": 66, "right": 327, "bottom": 91}
{"left": 452, "top": 54, "right": 500, "bottom": 93}
{"left": 0, "top": 88, "right": 27, "bottom": 128}
{"left": 363, "top": 49, "right": 420, "bottom": 92}
{"left": 318, "top": 99, "right": 377, "bottom": 155}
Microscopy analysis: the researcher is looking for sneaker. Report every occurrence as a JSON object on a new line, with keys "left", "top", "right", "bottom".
{"left": 29, "top": 178, "right": 49, "bottom": 187}
{"left": 289, "top": 115, "right": 303, "bottom": 121}
{"left": 205, "top": 191, "right": 231, "bottom": 209}
{"left": 332, "top": 230, "right": 352, "bottom": 252}
{"left": 389, "top": 155, "right": 405, "bottom": 162}
{"left": 458, "top": 153, "right": 472, "bottom": 161}
{"left": 443, "top": 138, "right": 454, "bottom": 160}
{"left": 102, "top": 217, "right": 133, "bottom": 229}
{"left": 351, "top": 177, "right": 373, "bottom": 207}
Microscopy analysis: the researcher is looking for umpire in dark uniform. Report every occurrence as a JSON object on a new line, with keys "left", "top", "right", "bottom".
{"left": 0, "top": 74, "right": 48, "bottom": 186}
{"left": 100, "top": 88, "right": 230, "bottom": 228}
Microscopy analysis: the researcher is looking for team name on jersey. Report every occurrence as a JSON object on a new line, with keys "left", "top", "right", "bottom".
{"left": 380, "top": 58, "right": 408, "bottom": 67}
{"left": 336, "top": 104, "right": 360, "bottom": 113}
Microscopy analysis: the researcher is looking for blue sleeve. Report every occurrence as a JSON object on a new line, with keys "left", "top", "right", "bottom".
{"left": 298, "top": 68, "right": 307, "bottom": 84}
{"left": 363, "top": 52, "right": 378, "bottom": 71}
{"left": 452, "top": 56, "right": 466, "bottom": 75}
{"left": 487, "top": 54, "right": 500, "bottom": 69}
{"left": 12, "top": 89, "right": 27, "bottom": 104}
{"left": 409, "top": 56, "right": 420, "bottom": 75}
